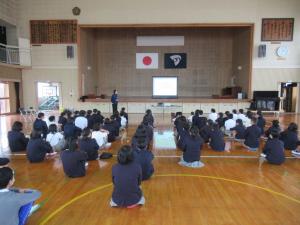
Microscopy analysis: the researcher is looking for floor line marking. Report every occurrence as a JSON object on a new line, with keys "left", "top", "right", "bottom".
{"left": 39, "top": 174, "right": 300, "bottom": 225}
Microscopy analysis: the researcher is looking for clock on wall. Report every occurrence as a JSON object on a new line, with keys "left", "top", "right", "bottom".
{"left": 276, "top": 46, "right": 288, "bottom": 58}
{"left": 72, "top": 7, "right": 81, "bottom": 16}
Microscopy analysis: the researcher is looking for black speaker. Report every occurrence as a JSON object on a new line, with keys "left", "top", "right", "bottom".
{"left": 67, "top": 46, "right": 74, "bottom": 59}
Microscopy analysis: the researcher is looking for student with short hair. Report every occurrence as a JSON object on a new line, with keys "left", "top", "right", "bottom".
{"left": 261, "top": 130, "right": 285, "bottom": 165}
{"left": 232, "top": 109, "right": 238, "bottom": 121}
{"left": 244, "top": 117, "right": 261, "bottom": 151}
{"left": 103, "top": 118, "right": 116, "bottom": 142}
{"left": 257, "top": 110, "right": 266, "bottom": 135}
{"left": 143, "top": 109, "right": 154, "bottom": 127}
{"left": 280, "top": 123, "right": 300, "bottom": 152}
{"left": 179, "top": 126, "right": 204, "bottom": 168}
{"left": 230, "top": 119, "right": 246, "bottom": 140}
{"left": 265, "top": 120, "right": 281, "bottom": 138}
{"left": 61, "top": 139, "right": 88, "bottom": 178}
{"left": 200, "top": 119, "right": 214, "bottom": 143}
{"left": 188, "top": 111, "right": 194, "bottom": 124}
{"left": 111, "top": 145, "right": 145, "bottom": 208}
{"left": 224, "top": 114, "right": 236, "bottom": 135}
{"left": 237, "top": 109, "right": 246, "bottom": 122}
{"left": 208, "top": 108, "right": 218, "bottom": 122}
{"left": 74, "top": 110, "right": 88, "bottom": 130}
{"left": 216, "top": 112, "right": 225, "bottom": 129}
{"left": 0, "top": 167, "right": 41, "bottom": 225}
{"left": 46, "top": 124, "right": 65, "bottom": 151}
{"left": 133, "top": 139, "right": 154, "bottom": 180}
{"left": 91, "top": 123, "right": 110, "bottom": 149}
{"left": 193, "top": 110, "right": 207, "bottom": 130}
{"left": 209, "top": 124, "right": 225, "bottom": 151}
{"left": 0, "top": 158, "right": 10, "bottom": 168}
{"left": 58, "top": 111, "right": 68, "bottom": 131}
{"left": 46, "top": 115, "right": 56, "bottom": 128}
{"left": 64, "top": 117, "right": 80, "bottom": 139}
{"left": 8, "top": 121, "right": 29, "bottom": 152}
{"left": 33, "top": 112, "right": 48, "bottom": 139}
{"left": 79, "top": 128, "right": 99, "bottom": 161}
{"left": 26, "top": 130, "right": 54, "bottom": 163}
{"left": 142, "top": 120, "right": 154, "bottom": 142}
{"left": 176, "top": 118, "right": 190, "bottom": 150}
{"left": 120, "top": 107, "right": 128, "bottom": 125}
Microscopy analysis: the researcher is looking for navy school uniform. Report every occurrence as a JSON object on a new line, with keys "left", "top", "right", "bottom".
{"left": 33, "top": 118, "right": 48, "bottom": 139}
{"left": 88, "top": 116, "right": 95, "bottom": 129}
{"left": 64, "top": 122, "right": 81, "bottom": 139}
{"left": 265, "top": 126, "right": 281, "bottom": 138}
{"left": 216, "top": 117, "right": 225, "bottom": 129}
{"left": 26, "top": 138, "right": 52, "bottom": 163}
{"left": 230, "top": 124, "right": 246, "bottom": 139}
{"left": 58, "top": 116, "right": 67, "bottom": 131}
{"left": 199, "top": 125, "right": 212, "bottom": 143}
{"left": 280, "top": 130, "right": 300, "bottom": 150}
{"left": 244, "top": 125, "right": 261, "bottom": 148}
{"left": 112, "top": 162, "right": 143, "bottom": 207}
{"left": 79, "top": 138, "right": 99, "bottom": 161}
{"left": 103, "top": 123, "right": 116, "bottom": 142}
{"left": 143, "top": 114, "right": 154, "bottom": 127}
{"left": 257, "top": 116, "right": 266, "bottom": 135}
{"left": 263, "top": 138, "right": 285, "bottom": 165}
{"left": 144, "top": 125, "right": 153, "bottom": 142}
{"left": 111, "top": 120, "right": 120, "bottom": 137}
{"left": 193, "top": 116, "right": 207, "bottom": 130}
{"left": 61, "top": 150, "right": 88, "bottom": 178}
{"left": 177, "top": 127, "right": 189, "bottom": 150}
{"left": 182, "top": 134, "right": 204, "bottom": 162}
{"left": 209, "top": 130, "right": 225, "bottom": 151}
{"left": 133, "top": 148, "right": 154, "bottom": 180}
{"left": 7, "top": 130, "right": 29, "bottom": 152}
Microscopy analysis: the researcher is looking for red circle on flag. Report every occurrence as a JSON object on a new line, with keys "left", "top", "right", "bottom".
{"left": 143, "top": 56, "right": 152, "bottom": 66}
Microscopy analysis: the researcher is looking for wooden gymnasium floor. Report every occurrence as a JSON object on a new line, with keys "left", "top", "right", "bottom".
{"left": 0, "top": 113, "right": 300, "bottom": 225}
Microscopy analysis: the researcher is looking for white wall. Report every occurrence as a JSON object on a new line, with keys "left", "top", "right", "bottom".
{"left": 0, "top": 0, "right": 17, "bottom": 26}
{"left": 13, "top": 0, "right": 300, "bottom": 108}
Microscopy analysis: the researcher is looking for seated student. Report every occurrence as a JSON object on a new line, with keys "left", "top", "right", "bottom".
{"left": 143, "top": 109, "right": 154, "bottom": 127}
{"left": 27, "top": 130, "right": 54, "bottom": 163}
{"left": 232, "top": 109, "right": 238, "bottom": 121}
{"left": 280, "top": 122, "right": 300, "bottom": 151}
{"left": 230, "top": 119, "right": 246, "bottom": 141}
{"left": 257, "top": 110, "right": 266, "bottom": 135}
{"left": 61, "top": 139, "right": 88, "bottom": 178}
{"left": 244, "top": 117, "right": 261, "bottom": 151}
{"left": 0, "top": 158, "right": 10, "bottom": 168}
{"left": 193, "top": 110, "right": 207, "bottom": 130}
{"left": 8, "top": 121, "right": 29, "bottom": 152}
{"left": 216, "top": 112, "right": 225, "bottom": 129}
{"left": 46, "top": 124, "right": 65, "bottom": 151}
{"left": 58, "top": 111, "right": 68, "bottom": 131}
{"left": 0, "top": 167, "right": 41, "bottom": 225}
{"left": 131, "top": 126, "right": 149, "bottom": 149}
{"left": 75, "top": 110, "right": 88, "bottom": 130}
{"left": 120, "top": 112, "right": 128, "bottom": 128}
{"left": 79, "top": 128, "right": 100, "bottom": 161}
{"left": 73, "top": 110, "right": 79, "bottom": 119}
{"left": 110, "top": 145, "right": 145, "bottom": 208}
{"left": 187, "top": 111, "right": 194, "bottom": 124}
{"left": 199, "top": 119, "right": 214, "bottom": 143}
{"left": 179, "top": 126, "right": 204, "bottom": 168}
{"left": 86, "top": 110, "right": 92, "bottom": 120}
{"left": 103, "top": 118, "right": 116, "bottom": 142}
{"left": 261, "top": 130, "right": 285, "bottom": 165}
{"left": 142, "top": 120, "right": 154, "bottom": 142}
{"left": 133, "top": 139, "right": 154, "bottom": 180}
{"left": 208, "top": 124, "right": 225, "bottom": 151}
{"left": 91, "top": 123, "right": 110, "bottom": 149}
{"left": 265, "top": 120, "right": 281, "bottom": 138}
{"left": 120, "top": 107, "right": 129, "bottom": 125}
{"left": 237, "top": 109, "right": 247, "bottom": 122}
{"left": 243, "top": 111, "right": 253, "bottom": 128}
{"left": 33, "top": 112, "right": 48, "bottom": 139}
{"left": 110, "top": 115, "right": 121, "bottom": 137}
{"left": 46, "top": 115, "right": 56, "bottom": 128}
{"left": 64, "top": 117, "right": 80, "bottom": 139}
{"left": 208, "top": 108, "right": 218, "bottom": 122}
{"left": 224, "top": 114, "right": 236, "bottom": 136}
{"left": 176, "top": 118, "right": 190, "bottom": 150}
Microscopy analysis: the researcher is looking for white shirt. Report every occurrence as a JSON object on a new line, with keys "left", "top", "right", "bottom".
{"left": 232, "top": 113, "right": 238, "bottom": 121}
{"left": 225, "top": 119, "right": 236, "bottom": 131}
{"left": 237, "top": 113, "right": 246, "bottom": 122}
{"left": 208, "top": 112, "right": 218, "bottom": 122}
{"left": 243, "top": 117, "right": 252, "bottom": 127}
{"left": 46, "top": 132, "right": 64, "bottom": 147}
{"left": 121, "top": 116, "right": 127, "bottom": 127}
{"left": 92, "top": 131, "right": 108, "bottom": 147}
{"left": 75, "top": 116, "right": 88, "bottom": 130}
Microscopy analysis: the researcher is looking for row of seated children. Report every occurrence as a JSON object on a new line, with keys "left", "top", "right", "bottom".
{"left": 0, "top": 158, "right": 41, "bottom": 225}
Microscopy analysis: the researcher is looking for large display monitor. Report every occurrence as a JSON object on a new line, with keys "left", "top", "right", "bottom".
{"left": 152, "top": 76, "right": 178, "bottom": 98}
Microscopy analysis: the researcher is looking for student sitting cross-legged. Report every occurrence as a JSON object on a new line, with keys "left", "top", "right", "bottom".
{"left": 280, "top": 123, "right": 300, "bottom": 154}
{"left": 46, "top": 124, "right": 65, "bottom": 151}
{"left": 179, "top": 126, "right": 205, "bottom": 168}
{"left": 61, "top": 138, "right": 88, "bottom": 178}
{"left": 26, "top": 130, "right": 55, "bottom": 163}
{"left": 208, "top": 124, "right": 225, "bottom": 151}
{"left": 79, "top": 128, "right": 100, "bottom": 161}
{"left": 33, "top": 112, "right": 48, "bottom": 139}
{"left": 0, "top": 167, "right": 41, "bottom": 225}
{"left": 8, "top": 121, "right": 29, "bottom": 152}
{"left": 261, "top": 130, "right": 285, "bottom": 165}
{"left": 92, "top": 123, "right": 111, "bottom": 149}
{"left": 110, "top": 145, "right": 145, "bottom": 208}
{"left": 244, "top": 117, "right": 261, "bottom": 151}
{"left": 230, "top": 119, "right": 246, "bottom": 142}
{"left": 133, "top": 138, "right": 154, "bottom": 180}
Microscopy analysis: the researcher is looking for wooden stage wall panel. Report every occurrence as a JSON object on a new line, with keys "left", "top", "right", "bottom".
{"left": 79, "top": 27, "right": 251, "bottom": 98}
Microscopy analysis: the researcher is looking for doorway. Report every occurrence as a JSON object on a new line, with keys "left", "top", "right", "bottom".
{"left": 280, "top": 82, "right": 299, "bottom": 113}
{"left": 0, "top": 82, "right": 10, "bottom": 114}
{"left": 37, "top": 82, "right": 61, "bottom": 111}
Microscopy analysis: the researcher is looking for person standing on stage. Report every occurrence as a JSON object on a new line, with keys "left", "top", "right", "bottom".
{"left": 111, "top": 89, "right": 119, "bottom": 114}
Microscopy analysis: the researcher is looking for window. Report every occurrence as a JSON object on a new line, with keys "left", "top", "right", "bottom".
{"left": 0, "top": 82, "right": 10, "bottom": 114}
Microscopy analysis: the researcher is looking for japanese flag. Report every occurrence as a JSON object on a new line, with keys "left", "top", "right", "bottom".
{"left": 136, "top": 53, "right": 158, "bottom": 69}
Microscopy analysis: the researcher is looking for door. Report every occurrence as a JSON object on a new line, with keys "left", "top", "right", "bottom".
{"left": 37, "top": 82, "right": 61, "bottom": 111}
{"left": 280, "top": 82, "right": 299, "bottom": 113}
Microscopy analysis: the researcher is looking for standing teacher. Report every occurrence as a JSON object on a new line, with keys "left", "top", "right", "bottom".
{"left": 111, "top": 89, "right": 118, "bottom": 114}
